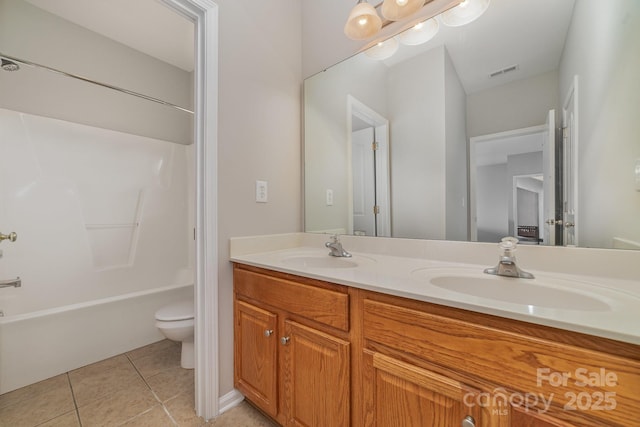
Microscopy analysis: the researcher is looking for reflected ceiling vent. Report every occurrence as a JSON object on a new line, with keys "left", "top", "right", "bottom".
{"left": 489, "top": 64, "right": 519, "bottom": 78}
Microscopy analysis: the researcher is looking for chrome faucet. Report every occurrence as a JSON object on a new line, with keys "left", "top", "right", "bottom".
{"left": 0, "top": 277, "right": 21, "bottom": 288}
{"left": 484, "top": 237, "right": 534, "bottom": 279}
{"left": 325, "top": 234, "right": 352, "bottom": 258}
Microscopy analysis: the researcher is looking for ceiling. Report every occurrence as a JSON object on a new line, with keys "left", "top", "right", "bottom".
{"left": 24, "top": 0, "right": 194, "bottom": 72}
{"left": 383, "top": 0, "right": 576, "bottom": 94}
{"left": 475, "top": 131, "right": 544, "bottom": 167}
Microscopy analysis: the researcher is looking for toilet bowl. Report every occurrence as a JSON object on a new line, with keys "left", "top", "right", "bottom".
{"left": 155, "top": 299, "right": 194, "bottom": 369}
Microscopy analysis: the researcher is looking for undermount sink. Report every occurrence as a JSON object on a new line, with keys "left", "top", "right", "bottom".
{"left": 281, "top": 255, "right": 373, "bottom": 269}
{"left": 411, "top": 268, "right": 612, "bottom": 311}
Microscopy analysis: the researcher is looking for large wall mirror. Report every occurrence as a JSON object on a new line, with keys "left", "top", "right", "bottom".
{"left": 304, "top": 0, "right": 640, "bottom": 250}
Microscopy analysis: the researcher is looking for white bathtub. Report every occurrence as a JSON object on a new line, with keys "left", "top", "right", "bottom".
{"left": 0, "top": 109, "right": 196, "bottom": 394}
{"left": 0, "top": 283, "right": 193, "bottom": 394}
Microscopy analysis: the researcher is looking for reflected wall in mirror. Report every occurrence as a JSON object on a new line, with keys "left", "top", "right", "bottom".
{"left": 304, "top": 0, "right": 640, "bottom": 250}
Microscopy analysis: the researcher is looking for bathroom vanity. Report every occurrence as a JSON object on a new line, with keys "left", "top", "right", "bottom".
{"left": 231, "top": 237, "right": 640, "bottom": 427}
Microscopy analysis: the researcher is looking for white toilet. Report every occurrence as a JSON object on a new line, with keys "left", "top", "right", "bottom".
{"left": 155, "top": 299, "right": 194, "bottom": 369}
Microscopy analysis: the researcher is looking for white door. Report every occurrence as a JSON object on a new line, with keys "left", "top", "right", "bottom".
{"left": 563, "top": 78, "right": 578, "bottom": 246}
{"left": 348, "top": 95, "right": 391, "bottom": 237}
{"left": 373, "top": 124, "right": 391, "bottom": 237}
{"left": 542, "top": 109, "right": 556, "bottom": 245}
{"left": 352, "top": 127, "right": 376, "bottom": 236}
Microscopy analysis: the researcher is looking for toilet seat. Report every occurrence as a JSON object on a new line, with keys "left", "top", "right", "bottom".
{"left": 155, "top": 299, "right": 193, "bottom": 321}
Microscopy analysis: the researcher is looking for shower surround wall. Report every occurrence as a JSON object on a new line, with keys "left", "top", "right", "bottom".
{"left": 0, "top": 108, "right": 193, "bottom": 393}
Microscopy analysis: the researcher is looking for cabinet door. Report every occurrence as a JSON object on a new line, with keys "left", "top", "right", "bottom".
{"left": 363, "top": 351, "right": 484, "bottom": 427}
{"left": 282, "top": 320, "right": 350, "bottom": 427}
{"left": 234, "top": 300, "right": 278, "bottom": 418}
{"left": 509, "top": 405, "right": 577, "bottom": 427}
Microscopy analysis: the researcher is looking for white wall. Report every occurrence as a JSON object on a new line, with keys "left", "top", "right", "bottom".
{"left": 216, "top": 0, "right": 302, "bottom": 396}
{"left": 304, "top": 55, "right": 389, "bottom": 234}
{"left": 476, "top": 164, "right": 508, "bottom": 242}
{"left": 466, "top": 70, "right": 559, "bottom": 138}
{"left": 389, "top": 46, "right": 446, "bottom": 239}
{"left": 444, "top": 49, "right": 468, "bottom": 241}
{"left": 0, "top": 0, "right": 193, "bottom": 144}
{"left": 559, "top": 0, "right": 640, "bottom": 248}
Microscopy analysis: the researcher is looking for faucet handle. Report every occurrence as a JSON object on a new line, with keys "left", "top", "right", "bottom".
{"left": 329, "top": 234, "right": 339, "bottom": 243}
{"left": 500, "top": 236, "right": 519, "bottom": 247}
{"left": 498, "top": 237, "right": 519, "bottom": 257}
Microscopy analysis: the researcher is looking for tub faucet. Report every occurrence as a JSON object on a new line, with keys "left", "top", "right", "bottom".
{"left": 0, "top": 277, "right": 21, "bottom": 288}
{"left": 325, "top": 234, "right": 352, "bottom": 257}
{"left": 484, "top": 237, "right": 534, "bottom": 279}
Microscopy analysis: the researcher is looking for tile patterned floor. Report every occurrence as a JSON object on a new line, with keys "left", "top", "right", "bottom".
{"left": 0, "top": 340, "right": 277, "bottom": 427}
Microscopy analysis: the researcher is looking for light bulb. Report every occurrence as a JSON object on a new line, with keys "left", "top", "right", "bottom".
{"left": 344, "top": 1, "right": 382, "bottom": 40}
{"left": 381, "top": 0, "right": 423, "bottom": 21}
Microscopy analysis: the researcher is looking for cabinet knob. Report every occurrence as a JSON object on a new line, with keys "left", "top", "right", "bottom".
{"left": 264, "top": 329, "right": 273, "bottom": 337}
{"left": 461, "top": 415, "right": 476, "bottom": 427}
{"left": 280, "top": 336, "right": 290, "bottom": 345}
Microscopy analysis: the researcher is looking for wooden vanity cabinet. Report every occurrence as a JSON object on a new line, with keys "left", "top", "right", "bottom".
{"left": 234, "top": 265, "right": 640, "bottom": 427}
{"left": 361, "top": 291, "right": 640, "bottom": 427}
{"left": 233, "top": 264, "right": 351, "bottom": 426}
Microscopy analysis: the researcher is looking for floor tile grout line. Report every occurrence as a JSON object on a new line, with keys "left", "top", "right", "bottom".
{"left": 66, "top": 372, "right": 83, "bottom": 426}
{"left": 7, "top": 341, "right": 217, "bottom": 427}
{"left": 125, "top": 351, "right": 180, "bottom": 426}
{"left": 161, "top": 401, "right": 181, "bottom": 427}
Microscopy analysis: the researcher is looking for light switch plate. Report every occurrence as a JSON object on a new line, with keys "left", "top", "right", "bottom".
{"left": 635, "top": 159, "right": 640, "bottom": 191}
{"left": 326, "top": 189, "right": 334, "bottom": 206}
{"left": 256, "top": 180, "right": 268, "bottom": 203}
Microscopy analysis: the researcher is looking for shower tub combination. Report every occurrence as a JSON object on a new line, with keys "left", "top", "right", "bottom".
{"left": 0, "top": 109, "right": 194, "bottom": 393}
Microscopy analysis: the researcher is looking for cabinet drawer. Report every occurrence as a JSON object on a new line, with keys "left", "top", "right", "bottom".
{"left": 234, "top": 266, "right": 349, "bottom": 331}
{"left": 363, "top": 298, "right": 640, "bottom": 427}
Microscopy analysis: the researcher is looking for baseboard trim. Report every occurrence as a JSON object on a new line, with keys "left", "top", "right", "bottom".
{"left": 218, "top": 389, "right": 244, "bottom": 414}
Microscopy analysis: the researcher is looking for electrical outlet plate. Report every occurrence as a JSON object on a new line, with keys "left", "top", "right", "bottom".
{"left": 635, "top": 159, "right": 640, "bottom": 191}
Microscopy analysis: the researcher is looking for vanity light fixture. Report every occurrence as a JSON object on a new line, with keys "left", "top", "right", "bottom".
{"left": 396, "top": 18, "right": 439, "bottom": 45}
{"left": 440, "top": 0, "right": 490, "bottom": 27}
{"left": 364, "top": 37, "right": 400, "bottom": 60}
{"left": 381, "top": 0, "right": 424, "bottom": 21}
{"left": 344, "top": 0, "right": 383, "bottom": 40}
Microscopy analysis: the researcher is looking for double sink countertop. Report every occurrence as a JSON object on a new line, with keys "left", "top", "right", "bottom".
{"left": 230, "top": 234, "right": 640, "bottom": 345}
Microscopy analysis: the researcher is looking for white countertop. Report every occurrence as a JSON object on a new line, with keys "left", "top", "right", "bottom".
{"left": 231, "top": 242, "right": 640, "bottom": 345}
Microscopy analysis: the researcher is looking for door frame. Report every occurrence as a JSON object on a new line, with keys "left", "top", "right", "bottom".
{"left": 469, "top": 124, "right": 546, "bottom": 242}
{"left": 346, "top": 95, "right": 391, "bottom": 237}
{"left": 562, "top": 75, "right": 579, "bottom": 246}
{"left": 160, "top": 0, "right": 219, "bottom": 420}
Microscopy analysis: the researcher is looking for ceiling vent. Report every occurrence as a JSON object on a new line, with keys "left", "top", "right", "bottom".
{"left": 489, "top": 64, "right": 519, "bottom": 78}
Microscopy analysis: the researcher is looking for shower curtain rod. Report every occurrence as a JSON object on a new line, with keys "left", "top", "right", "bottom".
{"left": 0, "top": 52, "right": 194, "bottom": 115}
